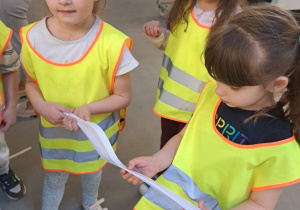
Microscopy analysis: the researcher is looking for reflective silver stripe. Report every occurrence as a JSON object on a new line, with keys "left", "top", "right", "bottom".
{"left": 40, "top": 130, "right": 119, "bottom": 163}
{"left": 144, "top": 187, "right": 183, "bottom": 210}
{"left": 40, "top": 123, "right": 87, "bottom": 140}
{"left": 107, "top": 130, "right": 119, "bottom": 145}
{"left": 40, "top": 111, "right": 119, "bottom": 141}
{"left": 158, "top": 78, "right": 196, "bottom": 112}
{"left": 144, "top": 165, "right": 220, "bottom": 210}
{"left": 162, "top": 54, "right": 206, "bottom": 93}
{"left": 41, "top": 147, "right": 100, "bottom": 163}
{"left": 98, "top": 111, "right": 119, "bottom": 132}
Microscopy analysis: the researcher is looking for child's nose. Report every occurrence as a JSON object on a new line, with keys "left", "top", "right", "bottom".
{"left": 215, "top": 82, "right": 226, "bottom": 96}
{"left": 59, "top": 0, "right": 71, "bottom": 5}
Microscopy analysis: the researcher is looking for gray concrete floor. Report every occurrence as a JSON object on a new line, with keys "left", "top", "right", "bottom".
{"left": 0, "top": 0, "right": 300, "bottom": 210}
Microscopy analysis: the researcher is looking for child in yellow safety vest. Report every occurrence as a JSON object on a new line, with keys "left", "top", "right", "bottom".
{"left": 121, "top": 4, "right": 300, "bottom": 210}
{"left": 139, "top": 0, "right": 246, "bottom": 194}
{"left": 144, "top": 0, "right": 246, "bottom": 148}
{"left": 21, "top": 0, "right": 138, "bottom": 209}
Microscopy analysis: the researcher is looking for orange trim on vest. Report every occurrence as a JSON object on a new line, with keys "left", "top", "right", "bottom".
{"left": 109, "top": 37, "right": 132, "bottom": 132}
{"left": 20, "top": 24, "right": 39, "bottom": 84}
{"left": 19, "top": 24, "right": 27, "bottom": 44}
{"left": 0, "top": 29, "right": 12, "bottom": 61}
{"left": 153, "top": 108, "right": 189, "bottom": 123}
{"left": 40, "top": 144, "right": 118, "bottom": 175}
{"left": 41, "top": 158, "right": 108, "bottom": 175}
{"left": 110, "top": 37, "right": 133, "bottom": 92}
{"left": 190, "top": 9, "right": 212, "bottom": 30}
{"left": 212, "top": 100, "right": 296, "bottom": 149}
{"left": 24, "top": 19, "right": 104, "bottom": 67}
{"left": 20, "top": 61, "right": 38, "bottom": 84}
{"left": 252, "top": 177, "right": 300, "bottom": 191}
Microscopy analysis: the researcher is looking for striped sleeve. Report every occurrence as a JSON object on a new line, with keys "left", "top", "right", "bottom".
{"left": 0, "top": 42, "right": 20, "bottom": 73}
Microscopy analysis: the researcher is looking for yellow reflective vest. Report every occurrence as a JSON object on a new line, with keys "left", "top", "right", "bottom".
{"left": 20, "top": 20, "right": 132, "bottom": 174}
{"left": 0, "top": 21, "right": 12, "bottom": 122}
{"left": 136, "top": 81, "right": 300, "bottom": 210}
{"left": 153, "top": 8, "right": 212, "bottom": 123}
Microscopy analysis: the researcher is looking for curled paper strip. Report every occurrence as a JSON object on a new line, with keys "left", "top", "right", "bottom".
{"left": 64, "top": 113, "right": 200, "bottom": 210}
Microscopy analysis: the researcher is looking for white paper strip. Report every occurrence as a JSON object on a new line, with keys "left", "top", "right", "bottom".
{"left": 64, "top": 113, "right": 200, "bottom": 210}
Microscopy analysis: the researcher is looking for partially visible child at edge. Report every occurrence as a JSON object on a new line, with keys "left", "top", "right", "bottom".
{"left": 21, "top": 0, "right": 138, "bottom": 209}
{"left": 139, "top": 0, "right": 245, "bottom": 194}
{"left": 121, "top": 4, "right": 300, "bottom": 210}
{"left": 0, "top": 20, "right": 26, "bottom": 200}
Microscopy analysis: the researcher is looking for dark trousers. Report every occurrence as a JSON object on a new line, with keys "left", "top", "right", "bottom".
{"left": 157, "top": 118, "right": 186, "bottom": 176}
{"left": 160, "top": 117, "right": 186, "bottom": 149}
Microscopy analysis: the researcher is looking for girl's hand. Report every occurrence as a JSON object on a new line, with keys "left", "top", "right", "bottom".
{"left": 0, "top": 106, "right": 16, "bottom": 132}
{"left": 73, "top": 105, "right": 91, "bottom": 121}
{"left": 39, "top": 101, "right": 72, "bottom": 126}
{"left": 198, "top": 200, "right": 207, "bottom": 210}
{"left": 120, "top": 156, "right": 160, "bottom": 185}
{"left": 63, "top": 116, "right": 79, "bottom": 131}
{"left": 63, "top": 105, "right": 91, "bottom": 131}
{"left": 142, "top": 20, "right": 162, "bottom": 38}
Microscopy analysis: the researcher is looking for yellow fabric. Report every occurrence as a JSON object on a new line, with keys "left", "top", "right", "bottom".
{"left": 135, "top": 175, "right": 198, "bottom": 210}
{"left": 153, "top": 10, "right": 211, "bottom": 122}
{"left": 42, "top": 142, "right": 117, "bottom": 174}
{"left": 0, "top": 20, "right": 11, "bottom": 59}
{"left": 21, "top": 20, "right": 132, "bottom": 174}
{"left": 136, "top": 81, "right": 300, "bottom": 210}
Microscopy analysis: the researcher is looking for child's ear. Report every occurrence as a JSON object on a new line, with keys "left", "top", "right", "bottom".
{"left": 267, "top": 76, "right": 288, "bottom": 92}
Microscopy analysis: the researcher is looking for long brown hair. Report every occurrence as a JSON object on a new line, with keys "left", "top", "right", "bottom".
{"left": 166, "top": 0, "right": 246, "bottom": 33}
{"left": 205, "top": 4, "right": 300, "bottom": 142}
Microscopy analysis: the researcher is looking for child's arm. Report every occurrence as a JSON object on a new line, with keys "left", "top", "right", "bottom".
{"left": 64, "top": 72, "right": 132, "bottom": 131}
{"left": 142, "top": 20, "right": 169, "bottom": 50}
{"left": 198, "top": 188, "right": 283, "bottom": 210}
{"left": 231, "top": 188, "right": 283, "bottom": 210}
{"left": 120, "top": 123, "right": 188, "bottom": 185}
{"left": 25, "top": 77, "right": 72, "bottom": 126}
{"left": 0, "top": 70, "right": 18, "bottom": 132}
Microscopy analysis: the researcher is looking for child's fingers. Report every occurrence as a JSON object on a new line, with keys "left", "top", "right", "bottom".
{"left": 156, "top": 26, "right": 162, "bottom": 37}
{"left": 120, "top": 167, "right": 141, "bottom": 183}
{"left": 150, "top": 25, "right": 160, "bottom": 37}
{"left": 71, "top": 118, "right": 79, "bottom": 131}
{"left": 63, "top": 117, "right": 72, "bottom": 130}
{"left": 120, "top": 168, "right": 126, "bottom": 175}
{"left": 127, "top": 160, "right": 136, "bottom": 170}
{"left": 58, "top": 104, "right": 73, "bottom": 113}
{"left": 198, "top": 200, "right": 207, "bottom": 210}
{"left": 81, "top": 113, "right": 90, "bottom": 121}
{"left": 63, "top": 116, "right": 79, "bottom": 131}
{"left": 127, "top": 158, "right": 144, "bottom": 171}
{"left": 121, "top": 170, "right": 134, "bottom": 181}
{"left": 143, "top": 21, "right": 161, "bottom": 38}
{"left": 125, "top": 173, "right": 142, "bottom": 185}
{"left": 132, "top": 177, "right": 143, "bottom": 185}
